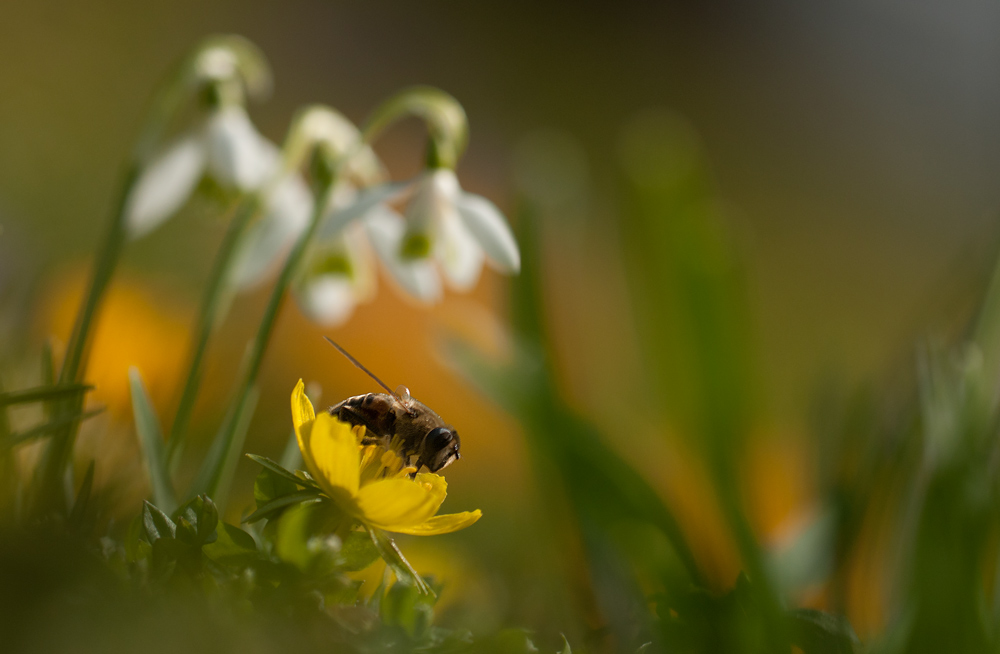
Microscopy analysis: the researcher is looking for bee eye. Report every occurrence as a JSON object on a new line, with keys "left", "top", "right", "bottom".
{"left": 425, "top": 427, "right": 455, "bottom": 451}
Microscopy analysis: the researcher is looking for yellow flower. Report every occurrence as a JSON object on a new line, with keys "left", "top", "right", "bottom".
{"left": 291, "top": 380, "right": 481, "bottom": 535}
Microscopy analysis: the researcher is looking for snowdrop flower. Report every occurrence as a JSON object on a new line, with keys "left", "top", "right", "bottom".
{"left": 327, "top": 168, "right": 520, "bottom": 304}
{"left": 229, "top": 106, "right": 385, "bottom": 325}
{"left": 123, "top": 45, "right": 276, "bottom": 239}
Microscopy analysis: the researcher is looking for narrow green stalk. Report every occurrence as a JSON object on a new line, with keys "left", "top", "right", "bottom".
{"left": 191, "top": 178, "right": 335, "bottom": 502}
{"left": 709, "top": 452, "right": 789, "bottom": 651}
{"left": 167, "top": 197, "right": 259, "bottom": 466}
{"left": 35, "top": 164, "right": 139, "bottom": 512}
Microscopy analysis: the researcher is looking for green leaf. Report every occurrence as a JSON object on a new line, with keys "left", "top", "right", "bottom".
{"left": 0, "top": 383, "right": 93, "bottom": 407}
{"left": 786, "top": 609, "right": 860, "bottom": 654}
{"left": 338, "top": 530, "right": 381, "bottom": 572}
{"left": 2, "top": 408, "right": 103, "bottom": 449}
{"left": 68, "top": 460, "right": 96, "bottom": 529}
{"left": 124, "top": 514, "right": 145, "bottom": 562}
{"left": 276, "top": 501, "right": 340, "bottom": 572}
{"left": 142, "top": 500, "right": 176, "bottom": 543}
{"left": 253, "top": 466, "right": 299, "bottom": 507}
{"left": 243, "top": 489, "right": 322, "bottom": 524}
{"left": 129, "top": 368, "right": 176, "bottom": 512}
{"left": 172, "top": 495, "right": 219, "bottom": 546}
{"left": 189, "top": 385, "right": 259, "bottom": 506}
{"left": 247, "top": 453, "right": 318, "bottom": 490}
{"left": 381, "top": 579, "right": 433, "bottom": 638}
{"left": 279, "top": 430, "right": 303, "bottom": 471}
{"left": 559, "top": 635, "right": 572, "bottom": 654}
{"left": 367, "top": 526, "right": 433, "bottom": 596}
{"left": 203, "top": 522, "right": 258, "bottom": 564}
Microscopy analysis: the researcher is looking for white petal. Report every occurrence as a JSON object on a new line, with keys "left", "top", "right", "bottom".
{"left": 365, "top": 207, "right": 442, "bottom": 303}
{"left": 230, "top": 174, "right": 312, "bottom": 289}
{"left": 455, "top": 193, "right": 520, "bottom": 274}
{"left": 436, "top": 208, "right": 484, "bottom": 291}
{"left": 205, "top": 106, "right": 276, "bottom": 190}
{"left": 295, "top": 275, "right": 358, "bottom": 326}
{"left": 404, "top": 169, "right": 460, "bottom": 234}
{"left": 318, "top": 180, "right": 412, "bottom": 240}
{"left": 124, "top": 135, "right": 206, "bottom": 239}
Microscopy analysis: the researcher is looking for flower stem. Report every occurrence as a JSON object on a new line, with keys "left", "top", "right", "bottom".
{"left": 190, "top": 178, "right": 334, "bottom": 503}
{"left": 167, "top": 197, "right": 259, "bottom": 467}
{"left": 34, "top": 163, "right": 139, "bottom": 512}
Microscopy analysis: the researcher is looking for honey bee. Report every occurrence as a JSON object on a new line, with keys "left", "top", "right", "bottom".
{"left": 324, "top": 337, "right": 461, "bottom": 473}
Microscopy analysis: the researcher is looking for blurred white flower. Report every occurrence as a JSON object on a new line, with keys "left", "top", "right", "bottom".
{"left": 228, "top": 108, "right": 388, "bottom": 325}
{"left": 325, "top": 168, "right": 519, "bottom": 304}
{"left": 124, "top": 106, "right": 277, "bottom": 239}
{"left": 289, "top": 185, "right": 378, "bottom": 326}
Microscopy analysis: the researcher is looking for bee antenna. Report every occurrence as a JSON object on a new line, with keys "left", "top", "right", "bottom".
{"left": 323, "top": 337, "right": 406, "bottom": 403}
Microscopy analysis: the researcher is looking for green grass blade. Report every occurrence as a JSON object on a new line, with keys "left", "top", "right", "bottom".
{"left": 0, "top": 383, "right": 94, "bottom": 407}
{"left": 129, "top": 368, "right": 176, "bottom": 513}
{"left": 2, "top": 408, "right": 104, "bottom": 449}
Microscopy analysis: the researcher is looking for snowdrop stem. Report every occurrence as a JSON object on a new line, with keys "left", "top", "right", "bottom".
{"left": 167, "top": 197, "right": 260, "bottom": 467}
{"left": 189, "top": 176, "right": 335, "bottom": 504}
{"left": 362, "top": 87, "right": 468, "bottom": 169}
{"left": 34, "top": 163, "right": 140, "bottom": 511}
{"left": 35, "top": 36, "right": 272, "bottom": 513}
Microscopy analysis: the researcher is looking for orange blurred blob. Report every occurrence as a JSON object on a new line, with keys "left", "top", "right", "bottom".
{"left": 38, "top": 265, "right": 190, "bottom": 417}
{"left": 744, "top": 431, "right": 814, "bottom": 543}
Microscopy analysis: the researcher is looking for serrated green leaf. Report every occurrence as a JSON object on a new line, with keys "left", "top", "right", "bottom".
{"left": 129, "top": 368, "right": 176, "bottom": 512}
{"left": 367, "top": 526, "right": 433, "bottom": 596}
{"left": 0, "top": 382, "right": 93, "bottom": 407}
{"left": 339, "top": 530, "right": 381, "bottom": 572}
{"left": 243, "top": 489, "right": 322, "bottom": 524}
{"left": 142, "top": 500, "right": 176, "bottom": 542}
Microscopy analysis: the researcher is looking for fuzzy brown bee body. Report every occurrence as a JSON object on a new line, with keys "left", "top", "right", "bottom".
{"left": 329, "top": 392, "right": 461, "bottom": 473}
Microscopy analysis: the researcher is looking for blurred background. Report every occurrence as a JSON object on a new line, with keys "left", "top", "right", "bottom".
{"left": 3, "top": 0, "right": 1000, "bottom": 647}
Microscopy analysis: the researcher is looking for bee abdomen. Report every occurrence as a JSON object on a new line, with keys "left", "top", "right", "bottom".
{"left": 329, "top": 393, "right": 397, "bottom": 442}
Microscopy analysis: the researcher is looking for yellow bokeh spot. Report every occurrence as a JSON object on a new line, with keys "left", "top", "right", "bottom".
{"left": 39, "top": 266, "right": 189, "bottom": 417}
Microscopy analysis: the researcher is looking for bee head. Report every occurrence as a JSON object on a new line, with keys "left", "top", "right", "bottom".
{"left": 421, "top": 426, "right": 461, "bottom": 472}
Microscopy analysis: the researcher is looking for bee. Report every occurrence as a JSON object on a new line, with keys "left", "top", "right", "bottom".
{"left": 324, "top": 337, "right": 461, "bottom": 473}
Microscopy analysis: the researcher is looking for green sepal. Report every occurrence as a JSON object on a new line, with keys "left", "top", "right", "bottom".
{"left": 367, "top": 526, "right": 433, "bottom": 596}
{"left": 142, "top": 500, "right": 176, "bottom": 543}
{"left": 172, "top": 495, "right": 219, "bottom": 547}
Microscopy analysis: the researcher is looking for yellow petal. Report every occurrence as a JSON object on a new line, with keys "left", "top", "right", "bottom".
{"left": 291, "top": 379, "right": 315, "bottom": 430}
{"left": 415, "top": 472, "right": 448, "bottom": 503}
{"left": 390, "top": 510, "right": 483, "bottom": 536}
{"left": 355, "top": 478, "right": 444, "bottom": 530}
{"left": 301, "top": 412, "right": 360, "bottom": 497}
